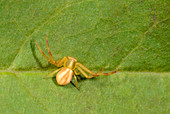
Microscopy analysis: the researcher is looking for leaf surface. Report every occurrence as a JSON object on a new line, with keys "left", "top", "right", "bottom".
{"left": 0, "top": 72, "right": 169, "bottom": 113}
{"left": 0, "top": 0, "right": 169, "bottom": 113}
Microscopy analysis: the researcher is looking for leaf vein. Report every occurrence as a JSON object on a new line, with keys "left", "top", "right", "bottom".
{"left": 115, "top": 32, "right": 143, "bottom": 69}
{"left": 144, "top": 17, "right": 170, "bottom": 35}
{"left": 11, "top": 71, "right": 52, "bottom": 113}
{"left": 8, "top": 0, "right": 94, "bottom": 70}
{"left": 115, "top": 17, "right": 170, "bottom": 69}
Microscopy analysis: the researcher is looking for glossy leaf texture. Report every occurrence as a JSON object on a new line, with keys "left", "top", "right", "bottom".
{"left": 0, "top": 0, "right": 169, "bottom": 113}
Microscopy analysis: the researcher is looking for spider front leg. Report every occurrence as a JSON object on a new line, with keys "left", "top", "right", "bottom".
{"left": 55, "top": 57, "right": 67, "bottom": 67}
{"left": 35, "top": 40, "right": 56, "bottom": 65}
{"left": 44, "top": 68, "right": 62, "bottom": 79}
{"left": 45, "top": 35, "right": 67, "bottom": 67}
{"left": 45, "top": 35, "right": 56, "bottom": 64}
{"left": 35, "top": 35, "right": 67, "bottom": 67}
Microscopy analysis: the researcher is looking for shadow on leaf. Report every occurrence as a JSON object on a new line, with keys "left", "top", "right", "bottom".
{"left": 51, "top": 76, "right": 79, "bottom": 90}
{"left": 30, "top": 39, "right": 56, "bottom": 70}
{"left": 51, "top": 74, "right": 99, "bottom": 90}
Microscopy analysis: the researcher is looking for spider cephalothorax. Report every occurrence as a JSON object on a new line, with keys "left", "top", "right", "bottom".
{"left": 64, "top": 57, "right": 77, "bottom": 70}
{"left": 35, "top": 35, "right": 119, "bottom": 90}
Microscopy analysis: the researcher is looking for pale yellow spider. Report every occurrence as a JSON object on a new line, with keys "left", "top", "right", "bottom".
{"left": 35, "top": 35, "right": 119, "bottom": 90}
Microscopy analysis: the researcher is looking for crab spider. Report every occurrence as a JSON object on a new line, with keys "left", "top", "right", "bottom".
{"left": 35, "top": 35, "right": 119, "bottom": 90}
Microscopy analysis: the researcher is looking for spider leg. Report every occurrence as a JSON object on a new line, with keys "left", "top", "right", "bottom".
{"left": 74, "top": 75, "right": 80, "bottom": 90}
{"left": 76, "top": 63, "right": 119, "bottom": 76}
{"left": 43, "top": 68, "right": 62, "bottom": 79}
{"left": 46, "top": 35, "right": 56, "bottom": 63}
{"left": 100, "top": 67, "right": 104, "bottom": 73}
{"left": 35, "top": 37, "right": 67, "bottom": 67}
{"left": 55, "top": 56, "right": 67, "bottom": 67}
{"left": 35, "top": 40, "right": 55, "bottom": 65}
{"left": 45, "top": 35, "right": 67, "bottom": 67}
{"left": 76, "top": 66, "right": 95, "bottom": 79}
{"left": 74, "top": 69, "right": 81, "bottom": 75}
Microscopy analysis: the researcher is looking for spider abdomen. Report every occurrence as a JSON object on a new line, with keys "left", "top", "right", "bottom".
{"left": 56, "top": 68, "right": 73, "bottom": 85}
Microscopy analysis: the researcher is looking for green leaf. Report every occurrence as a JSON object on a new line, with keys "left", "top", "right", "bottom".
{"left": 0, "top": 0, "right": 169, "bottom": 113}
{"left": 0, "top": 0, "right": 169, "bottom": 71}
{"left": 0, "top": 72, "right": 169, "bottom": 113}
